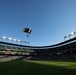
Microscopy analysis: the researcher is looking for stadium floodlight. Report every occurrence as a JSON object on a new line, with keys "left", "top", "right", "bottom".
{"left": 68, "top": 34, "right": 72, "bottom": 39}
{"left": 13, "top": 39, "right": 17, "bottom": 42}
{"left": 1, "top": 36, "right": 30, "bottom": 45}
{"left": 64, "top": 31, "right": 76, "bottom": 41}
{"left": 64, "top": 35, "right": 68, "bottom": 40}
{"left": 1, "top": 36, "right": 7, "bottom": 39}
{"left": 70, "top": 32, "right": 76, "bottom": 37}
{"left": 8, "top": 38, "right": 13, "bottom": 43}
{"left": 70, "top": 32, "right": 74, "bottom": 35}
{"left": 74, "top": 32, "right": 76, "bottom": 34}
{"left": 1, "top": 36, "right": 9, "bottom": 42}
{"left": 8, "top": 38, "right": 13, "bottom": 40}
{"left": 18, "top": 40, "right": 21, "bottom": 42}
{"left": 17, "top": 40, "right": 22, "bottom": 43}
{"left": 74, "top": 32, "right": 76, "bottom": 37}
{"left": 1, "top": 36, "right": 8, "bottom": 40}
{"left": 64, "top": 36, "right": 67, "bottom": 38}
{"left": 18, "top": 40, "right": 22, "bottom": 44}
{"left": 66, "top": 35, "right": 69, "bottom": 37}
{"left": 71, "top": 32, "right": 76, "bottom": 37}
{"left": 64, "top": 36, "right": 66, "bottom": 40}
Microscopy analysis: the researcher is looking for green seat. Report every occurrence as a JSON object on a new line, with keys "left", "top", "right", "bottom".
{"left": 0, "top": 45, "right": 5, "bottom": 49}
{"left": 12, "top": 46, "right": 17, "bottom": 50}
{"left": 22, "top": 48, "right": 31, "bottom": 52}
{"left": 6, "top": 46, "right": 11, "bottom": 49}
{"left": 22, "top": 48, "right": 26, "bottom": 50}
{"left": 17, "top": 47, "right": 22, "bottom": 51}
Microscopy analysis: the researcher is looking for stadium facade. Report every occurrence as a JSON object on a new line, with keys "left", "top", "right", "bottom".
{"left": 0, "top": 37, "right": 76, "bottom": 60}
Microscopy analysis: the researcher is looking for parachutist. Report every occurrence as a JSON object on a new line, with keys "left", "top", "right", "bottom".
{"left": 27, "top": 34, "right": 29, "bottom": 38}
{"left": 23, "top": 28, "right": 32, "bottom": 38}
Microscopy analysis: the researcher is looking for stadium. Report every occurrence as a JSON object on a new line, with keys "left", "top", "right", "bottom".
{"left": 0, "top": 0, "right": 76, "bottom": 75}
{"left": 0, "top": 36, "right": 76, "bottom": 60}
{"left": 0, "top": 35, "right": 76, "bottom": 75}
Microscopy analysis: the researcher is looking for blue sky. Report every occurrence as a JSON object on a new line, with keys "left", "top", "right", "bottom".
{"left": 0, "top": 0, "right": 76, "bottom": 46}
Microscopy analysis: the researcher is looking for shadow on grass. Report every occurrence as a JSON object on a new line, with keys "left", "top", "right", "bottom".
{"left": 0, "top": 60, "right": 76, "bottom": 75}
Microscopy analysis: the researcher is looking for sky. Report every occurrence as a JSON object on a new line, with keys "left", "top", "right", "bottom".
{"left": 0, "top": 0, "right": 76, "bottom": 46}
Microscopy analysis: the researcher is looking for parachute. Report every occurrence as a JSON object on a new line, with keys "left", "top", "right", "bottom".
{"left": 23, "top": 28, "right": 32, "bottom": 37}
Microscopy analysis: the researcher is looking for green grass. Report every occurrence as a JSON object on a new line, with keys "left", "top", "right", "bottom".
{"left": 0, "top": 60, "right": 76, "bottom": 75}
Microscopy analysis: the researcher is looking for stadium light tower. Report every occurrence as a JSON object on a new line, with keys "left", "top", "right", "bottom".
{"left": 69, "top": 32, "right": 76, "bottom": 39}
{"left": 13, "top": 39, "right": 17, "bottom": 41}
{"left": 64, "top": 32, "right": 76, "bottom": 41}
{"left": 64, "top": 35, "right": 68, "bottom": 40}
{"left": 13, "top": 39, "right": 18, "bottom": 44}
{"left": 17, "top": 40, "right": 23, "bottom": 44}
{"left": 1, "top": 36, "right": 8, "bottom": 42}
{"left": 70, "top": 32, "right": 74, "bottom": 35}
{"left": 74, "top": 32, "right": 76, "bottom": 37}
{"left": 18, "top": 40, "right": 21, "bottom": 42}
{"left": 1, "top": 36, "right": 30, "bottom": 45}
{"left": 1, "top": 36, "right": 7, "bottom": 39}
{"left": 8, "top": 38, "right": 13, "bottom": 43}
{"left": 64, "top": 36, "right": 66, "bottom": 40}
{"left": 68, "top": 34, "right": 72, "bottom": 39}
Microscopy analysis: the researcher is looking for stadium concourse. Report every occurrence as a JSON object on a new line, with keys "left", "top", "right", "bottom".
{"left": 0, "top": 37, "right": 76, "bottom": 61}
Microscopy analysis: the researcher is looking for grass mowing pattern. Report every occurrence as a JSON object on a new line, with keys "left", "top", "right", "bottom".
{"left": 0, "top": 60, "right": 76, "bottom": 75}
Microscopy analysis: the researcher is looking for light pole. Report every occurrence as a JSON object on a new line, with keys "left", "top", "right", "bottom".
{"left": 64, "top": 32, "right": 76, "bottom": 41}
{"left": 64, "top": 35, "right": 68, "bottom": 40}
{"left": 74, "top": 32, "right": 76, "bottom": 37}
{"left": 68, "top": 34, "right": 72, "bottom": 39}
{"left": 64, "top": 36, "right": 67, "bottom": 40}
{"left": 1, "top": 36, "right": 30, "bottom": 45}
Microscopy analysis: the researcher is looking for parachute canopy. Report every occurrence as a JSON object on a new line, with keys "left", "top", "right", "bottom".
{"left": 23, "top": 28, "right": 32, "bottom": 34}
